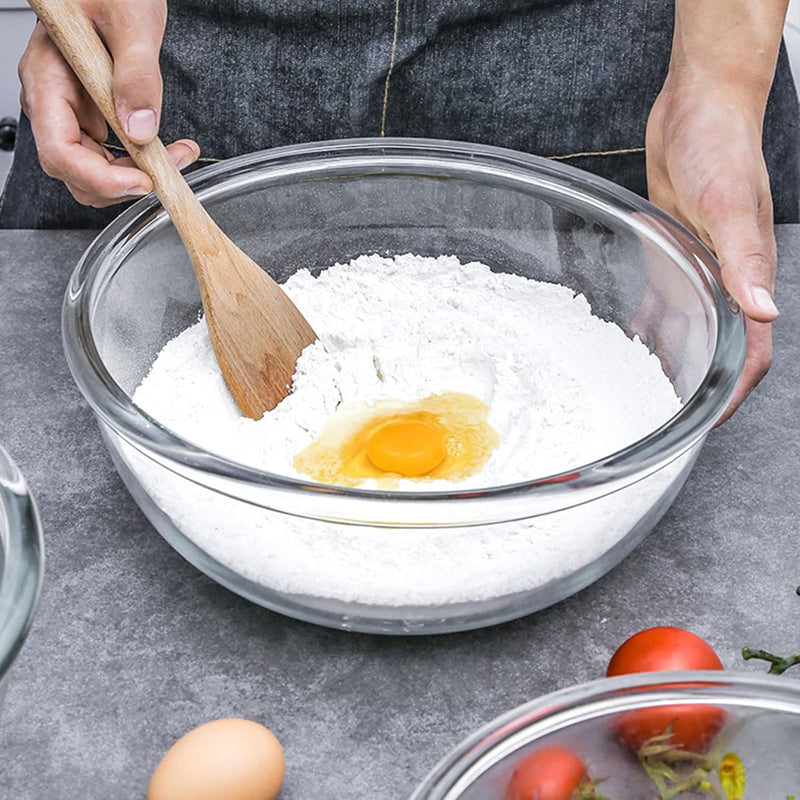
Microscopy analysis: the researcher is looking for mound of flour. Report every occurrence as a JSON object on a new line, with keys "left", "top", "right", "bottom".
{"left": 123, "top": 253, "right": 685, "bottom": 608}
{"left": 134, "top": 253, "right": 680, "bottom": 486}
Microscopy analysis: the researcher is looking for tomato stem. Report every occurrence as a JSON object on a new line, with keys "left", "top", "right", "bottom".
{"left": 741, "top": 646, "right": 800, "bottom": 675}
{"left": 740, "top": 587, "right": 800, "bottom": 675}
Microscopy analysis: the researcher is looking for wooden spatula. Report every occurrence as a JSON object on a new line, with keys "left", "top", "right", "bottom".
{"left": 30, "top": 0, "right": 317, "bottom": 419}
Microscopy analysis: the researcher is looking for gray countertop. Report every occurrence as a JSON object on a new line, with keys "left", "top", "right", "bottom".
{"left": 0, "top": 227, "right": 799, "bottom": 799}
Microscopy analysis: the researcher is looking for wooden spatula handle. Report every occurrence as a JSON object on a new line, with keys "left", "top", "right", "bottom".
{"left": 28, "top": 0, "right": 204, "bottom": 231}
{"left": 30, "top": 0, "right": 318, "bottom": 419}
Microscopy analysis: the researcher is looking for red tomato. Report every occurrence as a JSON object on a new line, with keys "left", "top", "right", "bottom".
{"left": 607, "top": 627, "right": 723, "bottom": 675}
{"left": 606, "top": 626, "right": 725, "bottom": 752}
{"left": 505, "top": 745, "right": 588, "bottom": 800}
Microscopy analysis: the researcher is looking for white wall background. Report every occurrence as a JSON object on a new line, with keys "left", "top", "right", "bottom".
{"left": 3, "top": 3, "right": 800, "bottom": 190}
{"left": 789, "top": 0, "right": 800, "bottom": 28}
{"left": 784, "top": 0, "right": 800, "bottom": 96}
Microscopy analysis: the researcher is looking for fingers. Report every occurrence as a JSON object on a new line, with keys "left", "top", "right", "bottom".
{"left": 64, "top": 138, "right": 200, "bottom": 208}
{"left": 19, "top": 6, "right": 200, "bottom": 207}
{"left": 698, "top": 177, "right": 779, "bottom": 324}
{"left": 122, "top": 139, "right": 201, "bottom": 172}
{"left": 91, "top": 0, "right": 168, "bottom": 143}
{"left": 20, "top": 23, "right": 108, "bottom": 143}
{"left": 20, "top": 20, "right": 148, "bottom": 204}
{"left": 698, "top": 182, "right": 776, "bottom": 424}
{"left": 26, "top": 62, "right": 198, "bottom": 206}
{"left": 27, "top": 85, "right": 150, "bottom": 202}
{"left": 715, "top": 318, "right": 772, "bottom": 426}
{"left": 30, "top": 71, "right": 199, "bottom": 207}
{"left": 645, "top": 168, "right": 775, "bottom": 423}
{"left": 646, "top": 86, "right": 777, "bottom": 421}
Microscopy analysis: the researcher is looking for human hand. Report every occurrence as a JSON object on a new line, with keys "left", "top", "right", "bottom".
{"left": 18, "top": 0, "right": 199, "bottom": 207}
{"left": 646, "top": 74, "right": 779, "bottom": 424}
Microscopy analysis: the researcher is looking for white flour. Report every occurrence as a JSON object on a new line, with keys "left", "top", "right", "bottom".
{"left": 124, "top": 253, "right": 686, "bottom": 608}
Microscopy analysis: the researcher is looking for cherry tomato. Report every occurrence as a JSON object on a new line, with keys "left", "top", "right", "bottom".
{"left": 505, "top": 745, "right": 588, "bottom": 800}
{"left": 607, "top": 627, "right": 723, "bottom": 675}
{"left": 606, "top": 626, "right": 725, "bottom": 752}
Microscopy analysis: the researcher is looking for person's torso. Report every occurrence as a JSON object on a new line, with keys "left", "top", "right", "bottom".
{"left": 159, "top": 0, "right": 674, "bottom": 159}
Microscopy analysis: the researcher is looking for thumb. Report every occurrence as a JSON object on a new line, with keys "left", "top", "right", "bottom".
{"left": 97, "top": 3, "right": 167, "bottom": 145}
{"left": 702, "top": 186, "right": 778, "bottom": 323}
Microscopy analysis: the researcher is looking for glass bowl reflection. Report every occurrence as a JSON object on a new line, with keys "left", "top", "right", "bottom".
{"left": 0, "top": 444, "right": 44, "bottom": 715}
{"left": 410, "top": 671, "right": 800, "bottom": 799}
{"left": 62, "top": 138, "right": 745, "bottom": 634}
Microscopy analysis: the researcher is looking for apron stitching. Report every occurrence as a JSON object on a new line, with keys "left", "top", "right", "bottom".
{"left": 548, "top": 146, "right": 645, "bottom": 160}
{"left": 102, "top": 142, "right": 643, "bottom": 164}
{"left": 380, "top": 0, "right": 401, "bottom": 137}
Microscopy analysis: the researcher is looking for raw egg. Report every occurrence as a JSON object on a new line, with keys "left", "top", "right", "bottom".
{"left": 294, "top": 392, "right": 499, "bottom": 487}
{"left": 147, "top": 718, "right": 285, "bottom": 800}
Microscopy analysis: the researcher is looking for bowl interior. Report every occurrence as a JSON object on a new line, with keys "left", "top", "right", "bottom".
{"left": 411, "top": 671, "right": 800, "bottom": 799}
{"left": 61, "top": 141, "right": 746, "bottom": 632}
{"left": 80, "top": 141, "right": 739, "bottom": 487}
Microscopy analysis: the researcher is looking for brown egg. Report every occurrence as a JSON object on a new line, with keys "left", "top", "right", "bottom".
{"left": 294, "top": 392, "right": 500, "bottom": 488}
{"left": 147, "top": 718, "right": 285, "bottom": 800}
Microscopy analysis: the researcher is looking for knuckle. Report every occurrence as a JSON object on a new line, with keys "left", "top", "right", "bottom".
{"left": 18, "top": 24, "right": 50, "bottom": 80}
{"left": 17, "top": 47, "right": 38, "bottom": 87}
{"left": 68, "top": 186, "right": 93, "bottom": 206}
{"left": 696, "top": 181, "right": 727, "bottom": 218}
{"left": 83, "top": 167, "right": 143, "bottom": 202}
{"left": 721, "top": 251, "right": 774, "bottom": 281}
{"left": 746, "top": 251, "right": 774, "bottom": 274}
{"left": 36, "top": 149, "right": 62, "bottom": 179}
{"left": 69, "top": 185, "right": 119, "bottom": 209}
{"left": 115, "top": 65, "right": 162, "bottom": 96}
{"left": 17, "top": 50, "right": 30, "bottom": 83}
{"left": 96, "top": 0, "right": 167, "bottom": 40}
{"left": 696, "top": 179, "right": 757, "bottom": 230}
{"left": 79, "top": 172, "right": 118, "bottom": 198}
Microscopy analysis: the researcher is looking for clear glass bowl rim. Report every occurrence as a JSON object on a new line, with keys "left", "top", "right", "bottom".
{"left": 62, "top": 137, "right": 747, "bottom": 508}
{"left": 409, "top": 669, "right": 800, "bottom": 799}
{"left": 0, "top": 444, "right": 44, "bottom": 680}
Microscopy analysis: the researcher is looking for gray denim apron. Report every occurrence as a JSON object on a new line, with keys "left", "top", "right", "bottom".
{"left": 1, "top": 0, "right": 798, "bottom": 228}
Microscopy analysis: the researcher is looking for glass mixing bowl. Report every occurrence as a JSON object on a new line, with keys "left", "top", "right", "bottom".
{"left": 410, "top": 671, "right": 800, "bottom": 799}
{"left": 0, "top": 444, "right": 44, "bottom": 715}
{"left": 62, "top": 138, "right": 745, "bottom": 634}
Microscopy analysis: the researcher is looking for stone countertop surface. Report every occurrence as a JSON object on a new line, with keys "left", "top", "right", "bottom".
{"left": 0, "top": 227, "right": 798, "bottom": 799}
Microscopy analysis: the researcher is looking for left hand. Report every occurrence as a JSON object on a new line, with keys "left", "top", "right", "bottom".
{"left": 646, "top": 73, "right": 779, "bottom": 424}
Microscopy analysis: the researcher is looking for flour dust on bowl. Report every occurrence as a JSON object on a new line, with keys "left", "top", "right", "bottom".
{"left": 0, "top": 444, "right": 44, "bottom": 716}
{"left": 410, "top": 671, "right": 800, "bottom": 799}
{"left": 62, "top": 138, "right": 745, "bottom": 634}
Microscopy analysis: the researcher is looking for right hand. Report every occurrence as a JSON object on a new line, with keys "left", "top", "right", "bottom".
{"left": 18, "top": 0, "right": 200, "bottom": 208}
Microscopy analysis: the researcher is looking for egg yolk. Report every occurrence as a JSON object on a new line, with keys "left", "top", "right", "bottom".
{"left": 366, "top": 419, "right": 447, "bottom": 476}
{"left": 293, "top": 392, "right": 499, "bottom": 488}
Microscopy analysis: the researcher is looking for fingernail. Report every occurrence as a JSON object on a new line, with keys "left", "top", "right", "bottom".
{"left": 176, "top": 153, "right": 196, "bottom": 170}
{"left": 126, "top": 109, "right": 157, "bottom": 141}
{"left": 124, "top": 186, "right": 150, "bottom": 197}
{"left": 751, "top": 286, "right": 779, "bottom": 316}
